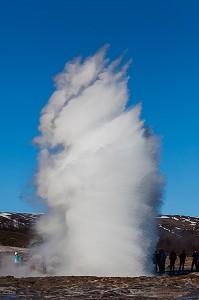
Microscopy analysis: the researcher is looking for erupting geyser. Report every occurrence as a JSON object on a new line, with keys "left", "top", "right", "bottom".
{"left": 34, "top": 46, "right": 162, "bottom": 276}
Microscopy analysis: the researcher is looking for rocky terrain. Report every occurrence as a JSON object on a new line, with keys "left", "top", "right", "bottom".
{"left": 0, "top": 274, "right": 199, "bottom": 299}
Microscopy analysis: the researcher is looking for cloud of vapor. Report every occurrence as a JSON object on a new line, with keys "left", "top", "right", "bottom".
{"left": 34, "top": 46, "right": 162, "bottom": 276}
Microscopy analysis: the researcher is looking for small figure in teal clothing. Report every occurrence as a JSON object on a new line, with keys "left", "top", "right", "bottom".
{"left": 14, "top": 252, "right": 21, "bottom": 265}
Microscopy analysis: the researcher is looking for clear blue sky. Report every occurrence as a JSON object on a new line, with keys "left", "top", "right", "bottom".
{"left": 0, "top": 0, "right": 198, "bottom": 216}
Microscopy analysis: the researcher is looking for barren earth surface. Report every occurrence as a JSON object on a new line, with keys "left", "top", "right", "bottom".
{"left": 0, "top": 274, "right": 199, "bottom": 299}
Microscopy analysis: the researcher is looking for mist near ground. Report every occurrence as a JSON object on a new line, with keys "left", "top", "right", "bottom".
{"left": 33, "top": 47, "right": 162, "bottom": 276}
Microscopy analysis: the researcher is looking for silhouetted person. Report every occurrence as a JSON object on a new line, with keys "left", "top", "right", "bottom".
{"left": 169, "top": 250, "right": 177, "bottom": 274}
{"left": 191, "top": 250, "right": 199, "bottom": 271}
{"left": 179, "top": 250, "right": 186, "bottom": 273}
{"left": 159, "top": 249, "right": 166, "bottom": 273}
{"left": 197, "top": 254, "right": 199, "bottom": 272}
{"left": 153, "top": 250, "right": 159, "bottom": 273}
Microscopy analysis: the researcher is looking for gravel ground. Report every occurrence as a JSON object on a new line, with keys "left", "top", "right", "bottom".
{"left": 0, "top": 274, "right": 199, "bottom": 299}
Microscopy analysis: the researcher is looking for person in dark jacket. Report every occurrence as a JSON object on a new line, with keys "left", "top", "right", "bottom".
{"left": 153, "top": 250, "right": 159, "bottom": 273}
{"left": 169, "top": 250, "right": 177, "bottom": 274}
{"left": 158, "top": 249, "right": 166, "bottom": 273}
{"left": 197, "top": 253, "right": 199, "bottom": 272}
{"left": 191, "top": 250, "right": 198, "bottom": 271}
{"left": 179, "top": 250, "right": 186, "bottom": 273}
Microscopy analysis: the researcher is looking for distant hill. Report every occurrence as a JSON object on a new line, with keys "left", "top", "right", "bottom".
{"left": 0, "top": 212, "right": 40, "bottom": 248}
{"left": 0, "top": 212, "right": 199, "bottom": 254}
{"left": 157, "top": 215, "right": 199, "bottom": 255}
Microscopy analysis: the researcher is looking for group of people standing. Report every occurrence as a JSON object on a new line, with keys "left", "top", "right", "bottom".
{"left": 153, "top": 249, "right": 197, "bottom": 274}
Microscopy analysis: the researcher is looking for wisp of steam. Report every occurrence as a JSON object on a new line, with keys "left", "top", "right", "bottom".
{"left": 34, "top": 46, "right": 162, "bottom": 276}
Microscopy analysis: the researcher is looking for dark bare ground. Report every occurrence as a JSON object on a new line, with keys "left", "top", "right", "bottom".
{"left": 0, "top": 274, "right": 199, "bottom": 299}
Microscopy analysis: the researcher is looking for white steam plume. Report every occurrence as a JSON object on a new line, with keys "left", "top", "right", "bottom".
{"left": 34, "top": 46, "right": 162, "bottom": 276}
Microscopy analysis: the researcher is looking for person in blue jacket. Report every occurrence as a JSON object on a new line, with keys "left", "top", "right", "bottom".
{"left": 13, "top": 252, "right": 21, "bottom": 265}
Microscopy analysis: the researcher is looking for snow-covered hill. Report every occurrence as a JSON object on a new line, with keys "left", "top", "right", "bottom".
{"left": 157, "top": 215, "right": 199, "bottom": 254}
{"left": 0, "top": 212, "right": 199, "bottom": 253}
{"left": 0, "top": 212, "right": 41, "bottom": 248}
{"left": 158, "top": 215, "right": 199, "bottom": 237}
{"left": 0, "top": 212, "right": 41, "bottom": 233}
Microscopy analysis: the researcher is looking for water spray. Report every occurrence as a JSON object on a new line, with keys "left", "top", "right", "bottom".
{"left": 34, "top": 46, "right": 162, "bottom": 276}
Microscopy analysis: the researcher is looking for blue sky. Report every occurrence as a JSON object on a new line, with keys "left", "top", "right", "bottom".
{"left": 0, "top": 0, "right": 198, "bottom": 215}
